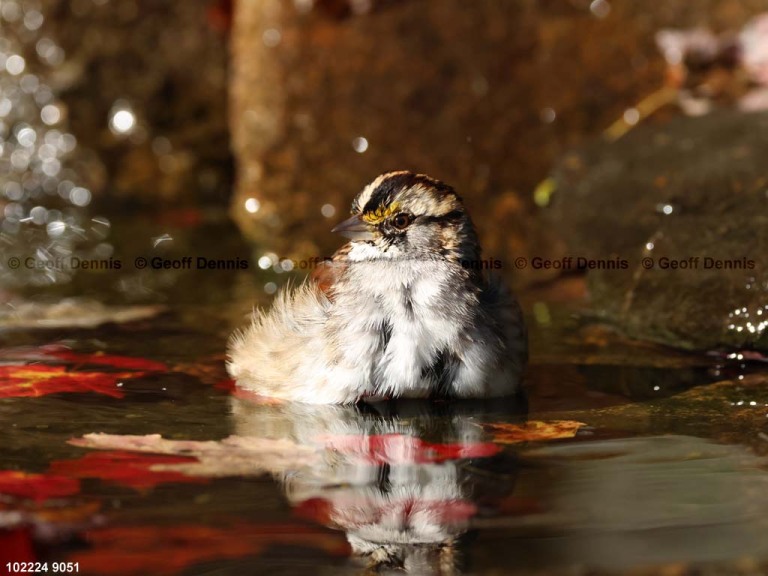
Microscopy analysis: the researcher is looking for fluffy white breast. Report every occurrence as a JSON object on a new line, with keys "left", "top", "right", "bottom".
{"left": 328, "top": 259, "right": 475, "bottom": 397}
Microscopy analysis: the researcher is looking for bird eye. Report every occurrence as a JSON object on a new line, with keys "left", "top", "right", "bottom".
{"left": 391, "top": 213, "right": 412, "bottom": 230}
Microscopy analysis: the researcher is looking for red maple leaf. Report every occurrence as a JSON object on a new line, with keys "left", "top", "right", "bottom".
{"left": 0, "top": 471, "right": 80, "bottom": 501}
{"left": 0, "top": 344, "right": 169, "bottom": 399}
{"left": 0, "top": 344, "right": 168, "bottom": 372}
{"left": 45, "top": 350, "right": 168, "bottom": 372}
{"left": 0, "top": 365, "right": 141, "bottom": 399}
{"left": 48, "top": 451, "right": 207, "bottom": 492}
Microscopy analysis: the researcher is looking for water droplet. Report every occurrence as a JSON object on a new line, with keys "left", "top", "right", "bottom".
{"left": 262, "top": 28, "right": 282, "bottom": 47}
{"left": 540, "top": 107, "right": 556, "bottom": 123}
{"left": 109, "top": 104, "right": 136, "bottom": 135}
{"left": 0, "top": 98, "right": 12, "bottom": 117}
{"left": 10, "top": 149, "right": 30, "bottom": 171}
{"left": 350, "top": 0, "right": 373, "bottom": 14}
{"left": 264, "top": 282, "right": 278, "bottom": 295}
{"left": 69, "top": 187, "right": 92, "bottom": 207}
{"left": 623, "top": 107, "right": 640, "bottom": 125}
{"left": 42, "top": 158, "right": 61, "bottom": 177}
{"left": 23, "top": 9, "right": 44, "bottom": 31}
{"left": 152, "top": 233, "right": 173, "bottom": 248}
{"left": 47, "top": 220, "right": 66, "bottom": 237}
{"left": 16, "top": 126, "right": 36, "bottom": 147}
{"left": 321, "top": 203, "right": 336, "bottom": 218}
{"left": 20, "top": 74, "right": 39, "bottom": 93}
{"left": 589, "top": 0, "right": 610, "bottom": 18}
{"left": 5, "top": 54, "right": 26, "bottom": 75}
{"left": 352, "top": 136, "right": 369, "bottom": 153}
{"left": 4, "top": 182, "right": 23, "bottom": 201}
{"left": 244, "top": 198, "right": 261, "bottom": 214}
{"left": 40, "top": 104, "right": 61, "bottom": 125}
{"left": 29, "top": 206, "right": 48, "bottom": 225}
{"left": 1, "top": 1, "right": 22, "bottom": 22}
{"left": 294, "top": 0, "right": 314, "bottom": 14}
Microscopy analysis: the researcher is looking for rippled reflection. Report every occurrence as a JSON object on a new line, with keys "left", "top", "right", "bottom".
{"left": 232, "top": 397, "right": 525, "bottom": 570}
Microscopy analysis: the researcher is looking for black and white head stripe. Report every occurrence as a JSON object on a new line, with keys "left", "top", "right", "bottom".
{"left": 352, "top": 171, "right": 460, "bottom": 215}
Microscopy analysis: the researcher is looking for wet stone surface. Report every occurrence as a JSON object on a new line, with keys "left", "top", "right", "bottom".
{"left": 548, "top": 110, "right": 768, "bottom": 352}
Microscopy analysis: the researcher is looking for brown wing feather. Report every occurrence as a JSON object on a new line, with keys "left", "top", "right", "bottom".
{"left": 309, "top": 246, "right": 351, "bottom": 300}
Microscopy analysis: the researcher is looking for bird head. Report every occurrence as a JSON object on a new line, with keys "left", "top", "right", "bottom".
{"left": 332, "top": 171, "right": 481, "bottom": 265}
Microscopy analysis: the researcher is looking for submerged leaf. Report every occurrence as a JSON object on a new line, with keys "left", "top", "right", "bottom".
{"left": 0, "top": 471, "right": 80, "bottom": 501}
{"left": 0, "top": 300, "right": 165, "bottom": 329}
{"left": 0, "top": 344, "right": 168, "bottom": 372}
{"left": 49, "top": 451, "right": 207, "bottom": 491}
{"left": 0, "top": 365, "right": 141, "bottom": 399}
{"left": 0, "top": 344, "right": 168, "bottom": 398}
{"left": 482, "top": 421, "right": 586, "bottom": 444}
{"left": 68, "top": 433, "right": 319, "bottom": 478}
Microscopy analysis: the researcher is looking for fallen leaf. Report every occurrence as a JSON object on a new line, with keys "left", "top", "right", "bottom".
{"left": 45, "top": 350, "right": 168, "bottom": 372}
{"left": 0, "top": 345, "right": 168, "bottom": 399}
{"left": 0, "top": 299, "right": 165, "bottom": 329}
{"left": 68, "top": 434, "right": 319, "bottom": 478}
{"left": 49, "top": 451, "right": 207, "bottom": 492}
{"left": 0, "top": 471, "right": 80, "bottom": 501}
{"left": 0, "top": 344, "right": 168, "bottom": 372}
{"left": 0, "top": 365, "right": 141, "bottom": 399}
{"left": 71, "top": 523, "right": 350, "bottom": 575}
{"left": 481, "top": 421, "right": 586, "bottom": 444}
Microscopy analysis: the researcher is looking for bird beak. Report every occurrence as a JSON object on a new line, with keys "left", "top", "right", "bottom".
{"left": 331, "top": 214, "right": 376, "bottom": 241}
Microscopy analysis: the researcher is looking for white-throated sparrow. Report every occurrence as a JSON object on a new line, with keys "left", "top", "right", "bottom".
{"left": 227, "top": 171, "right": 527, "bottom": 403}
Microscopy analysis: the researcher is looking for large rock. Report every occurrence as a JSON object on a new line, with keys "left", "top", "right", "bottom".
{"left": 549, "top": 110, "right": 768, "bottom": 351}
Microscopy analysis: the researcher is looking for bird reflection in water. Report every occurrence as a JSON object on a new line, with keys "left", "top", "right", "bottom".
{"left": 232, "top": 396, "right": 526, "bottom": 572}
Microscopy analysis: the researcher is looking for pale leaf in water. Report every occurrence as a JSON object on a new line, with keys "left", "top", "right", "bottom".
{"left": 69, "top": 433, "right": 319, "bottom": 477}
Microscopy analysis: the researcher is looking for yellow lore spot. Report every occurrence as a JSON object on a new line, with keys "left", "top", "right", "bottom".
{"left": 362, "top": 202, "right": 400, "bottom": 224}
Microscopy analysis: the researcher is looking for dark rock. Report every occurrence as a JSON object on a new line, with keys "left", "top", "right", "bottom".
{"left": 549, "top": 110, "right": 768, "bottom": 351}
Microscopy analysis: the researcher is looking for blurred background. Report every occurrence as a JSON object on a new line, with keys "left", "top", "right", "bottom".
{"left": 3, "top": 0, "right": 768, "bottom": 352}
{"left": 5, "top": 3, "right": 768, "bottom": 574}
